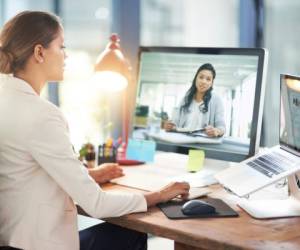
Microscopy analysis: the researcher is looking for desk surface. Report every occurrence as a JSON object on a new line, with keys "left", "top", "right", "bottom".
{"left": 102, "top": 183, "right": 300, "bottom": 250}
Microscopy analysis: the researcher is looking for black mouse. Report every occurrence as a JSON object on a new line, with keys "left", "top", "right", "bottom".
{"left": 181, "top": 200, "right": 216, "bottom": 215}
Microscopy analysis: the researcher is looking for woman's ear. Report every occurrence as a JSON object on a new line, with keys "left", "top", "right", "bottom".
{"left": 33, "top": 44, "right": 44, "bottom": 63}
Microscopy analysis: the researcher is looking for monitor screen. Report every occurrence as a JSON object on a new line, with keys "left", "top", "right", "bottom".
{"left": 280, "top": 74, "right": 300, "bottom": 155}
{"left": 132, "top": 47, "right": 268, "bottom": 162}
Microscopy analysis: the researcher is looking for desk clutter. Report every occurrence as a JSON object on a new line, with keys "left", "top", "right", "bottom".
{"left": 78, "top": 138, "right": 156, "bottom": 167}
{"left": 158, "top": 197, "right": 238, "bottom": 219}
{"left": 79, "top": 140, "right": 207, "bottom": 173}
{"left": 79, "top": 140, "right": 118, "bottom": 167}
{"left": 98, "top": 144, "right": 117, "bottom": 165}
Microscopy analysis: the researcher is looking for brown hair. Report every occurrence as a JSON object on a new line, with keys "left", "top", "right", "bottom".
{"left": 0, "top": 11, "right": 61, "bottom": 74}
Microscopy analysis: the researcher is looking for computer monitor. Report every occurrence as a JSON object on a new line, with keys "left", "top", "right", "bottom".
{"left": 132, "top": 47, "right": 268, "bottom": 162}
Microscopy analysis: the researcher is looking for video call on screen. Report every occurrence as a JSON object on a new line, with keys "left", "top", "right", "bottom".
{"left": 134, "top": 51, "right": 259, "bottom": 143}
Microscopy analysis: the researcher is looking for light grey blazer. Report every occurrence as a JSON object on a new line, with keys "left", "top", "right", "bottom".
{"left": 172, "top": 93, "right": 226, "bottom": 133}
{"left": 0, "top": 75, "right": 147, "bottom": 250}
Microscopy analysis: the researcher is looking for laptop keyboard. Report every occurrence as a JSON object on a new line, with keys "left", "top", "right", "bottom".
{"left": 246, "top": 151, "right": 293, "bottom": 178}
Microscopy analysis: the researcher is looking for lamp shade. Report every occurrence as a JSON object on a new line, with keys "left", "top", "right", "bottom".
{"left": 93, "top": 34, "right": 131, "bottom": 91}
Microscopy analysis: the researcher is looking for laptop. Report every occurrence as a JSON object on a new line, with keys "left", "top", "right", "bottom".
{"left": 215, "top": 74, "right": 300, "bottom": 197}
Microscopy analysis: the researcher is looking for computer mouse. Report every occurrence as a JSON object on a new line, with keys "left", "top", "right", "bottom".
{"left": 181, "top": 200, "right": 216, "bottom": 216}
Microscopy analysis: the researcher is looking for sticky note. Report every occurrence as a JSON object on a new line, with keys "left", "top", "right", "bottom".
{"left": 186, "top": 150, "right": 205, "bottom": 172}
{"left": 126, "top": 139, "right": 156, "bottom": 162}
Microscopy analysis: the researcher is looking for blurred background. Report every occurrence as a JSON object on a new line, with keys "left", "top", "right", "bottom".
{"left": 1, "top": 0, "right": 300, "bottom": 151}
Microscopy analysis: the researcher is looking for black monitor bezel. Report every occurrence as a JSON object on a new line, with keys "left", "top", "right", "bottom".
{"left": 133, "top": 46, "right": 267, "bottom": 162}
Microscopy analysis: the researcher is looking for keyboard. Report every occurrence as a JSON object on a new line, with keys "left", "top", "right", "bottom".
{"left": 246, "top": 151, "right": 293, "bottom": 178}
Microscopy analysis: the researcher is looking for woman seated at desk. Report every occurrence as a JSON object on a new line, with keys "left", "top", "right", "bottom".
{"left": 0, "top": 11, "right": 189, "bottom": 250}
{"left": 164, "top": 63, "right": 225, "bottom": 137}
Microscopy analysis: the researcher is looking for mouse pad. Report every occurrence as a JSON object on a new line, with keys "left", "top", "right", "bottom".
{"left": 157, "top": 197, "right": 238, "bottom": 219}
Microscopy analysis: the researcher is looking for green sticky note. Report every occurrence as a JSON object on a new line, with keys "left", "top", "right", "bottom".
{"left": 187, "top": 150, "right": 205, "bottom": 172}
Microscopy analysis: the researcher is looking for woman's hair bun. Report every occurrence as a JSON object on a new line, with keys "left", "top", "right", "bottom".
{"left": 0, "top": 46, "right": 14, "bottom": 74}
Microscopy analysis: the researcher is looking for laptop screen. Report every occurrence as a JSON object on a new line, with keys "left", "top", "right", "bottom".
{"left": 280, "top": 74, "right": 300, "bottom": 153}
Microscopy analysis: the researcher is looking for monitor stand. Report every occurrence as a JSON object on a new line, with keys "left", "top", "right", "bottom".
{"left": 238, "top": 172, "right": 300, "bottom": 219}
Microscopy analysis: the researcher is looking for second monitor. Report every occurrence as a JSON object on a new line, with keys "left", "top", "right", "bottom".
{"left": 133, "top": 47, "right": 268, "bottom": 162}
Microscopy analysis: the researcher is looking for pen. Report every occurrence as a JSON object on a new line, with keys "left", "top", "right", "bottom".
{"left": 190, "top": 124, "right": 207, "bottom": 133}
{"left": 190, "top": 128, "right": 206, "bottom": 133}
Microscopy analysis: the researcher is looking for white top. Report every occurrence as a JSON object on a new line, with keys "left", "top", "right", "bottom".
{"left": 0, "top": 75, "right": 147, "bottom": 250}
{"left": 185, "top": 100, "right": 204, "bottom": 131}
{"left": 171, "top": 93, "right": 226, "bottom": 134}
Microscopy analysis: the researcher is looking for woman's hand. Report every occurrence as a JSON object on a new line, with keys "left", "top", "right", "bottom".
{"left": 164, "top": 121, "right": 176, "bottom": 131}
{"left": 89, "top": 163, "right": 124, "bottom": 184}
{"left": 144, "top": 182, "right": 190, "bottom": 207}
{"left": 205, "top": 125, "right": 223, "bottom": 137}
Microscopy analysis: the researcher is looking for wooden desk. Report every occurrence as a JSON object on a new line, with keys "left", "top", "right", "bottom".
{"left": 97, "top": 183, "right": 300, "bottom": 250}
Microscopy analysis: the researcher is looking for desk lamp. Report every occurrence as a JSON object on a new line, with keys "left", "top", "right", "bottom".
{"left": 94, "top": 34, "right": 143, "bottom": 165}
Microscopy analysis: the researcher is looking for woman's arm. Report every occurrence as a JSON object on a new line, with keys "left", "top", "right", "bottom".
{"left": 164, "top": 101, "right": 186, "bottom": 131}
{"left": 206, "top": 94, "right": 225, "bottom": 137}
{"left": 88, "top": 163, "right": 124, "bottom": 184}
{"left": 89, "top": 164, "right": 190, "bottom": 206}
{"left": 164, "top": 108, "right": 180, "bottom": 131}
{"left": 28, "top": 107, "right": 148, "bottom": 218}
{"left": 29, "top": 106, "right": 190, "bottom": 218}
{"left": 214, "top": 95, "right": 226, "bottom": 132}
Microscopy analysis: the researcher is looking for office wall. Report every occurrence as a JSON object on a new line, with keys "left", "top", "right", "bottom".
{"left": 62, "top": 0, "right": 111, "bottom": 51}
{"left": 141, "top": 0, "right": 239, "bottom": 47}
{"left": 263, "top": 0, "right": 300, "bottom": 146}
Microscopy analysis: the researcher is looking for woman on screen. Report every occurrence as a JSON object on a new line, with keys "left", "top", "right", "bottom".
{"left": 0, "top": 11, "right": 189, "bottom": 250}
{"left": 164, "top": 63, "right": 225, "bottom": 137}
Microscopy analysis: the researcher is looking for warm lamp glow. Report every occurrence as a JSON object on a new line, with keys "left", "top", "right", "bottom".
{"left": 93, "top": 33, "right": 130, "bottom": 92}
{"left": 92, "top": 71, "right": 127, "bottom": 92}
